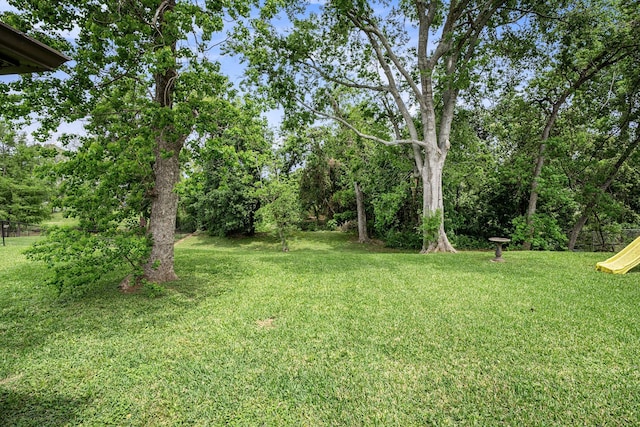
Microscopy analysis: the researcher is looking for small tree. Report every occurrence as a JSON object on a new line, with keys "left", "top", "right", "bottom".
{"left": 25, "top": 227, "right": 151, "bottom": 297}
{"left": 256, "top": 176, "right": 302, "bottom": 252}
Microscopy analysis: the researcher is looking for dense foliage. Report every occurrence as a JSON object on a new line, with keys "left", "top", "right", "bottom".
{"left": 177, "top": 99, "right": 272, "bottom": 236}
{"left": 0, "top": 122, "right": 54, "bottom": 224}
{"left": 1, "top": 0, "right": 640, "bottom": 296}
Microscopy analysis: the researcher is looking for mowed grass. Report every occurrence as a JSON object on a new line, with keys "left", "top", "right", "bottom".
{"left": 1, "top": 232, "right": 639, "bottom": 426}
{"left": 41, "top": 211, "right": 79, "bottom": 228}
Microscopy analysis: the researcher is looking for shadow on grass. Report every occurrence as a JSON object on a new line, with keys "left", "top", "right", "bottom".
{"left": 169, "top": 251, "right": 247, "bottom": 301}
{"left": 0, "top": 388, "right": 87, "bottom": 427}
{"left": 0, "top": 242, "right": 246, "bottom": 358}
{"left": 179, "top": 231, "right": 393, "bottom": 254}
{"left": 0, "top": 266, "right": 213, "bottom": 357}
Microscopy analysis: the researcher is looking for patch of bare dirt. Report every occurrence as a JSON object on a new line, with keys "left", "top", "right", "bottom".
{"left": 256, "top": 317, "right": 276, "bottom": 329}
{"left": 174, "top": 233, "right": 196, "bottom": 245}
{"left": 119, "top": 275, "right": 143, "bottom": 293}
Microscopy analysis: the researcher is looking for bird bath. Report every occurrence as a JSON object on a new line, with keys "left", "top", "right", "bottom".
{"left": 489, "top": 237, "right": 511, "bottom": 262}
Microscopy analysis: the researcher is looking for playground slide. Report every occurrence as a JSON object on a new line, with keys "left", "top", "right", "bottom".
{"left": 595, "top": 236, "right": 640, "bottom": 274}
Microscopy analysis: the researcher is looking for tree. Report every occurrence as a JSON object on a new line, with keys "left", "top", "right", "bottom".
{"left": 236, "top": 0, "right": 538, "bottom": 253}
{"left": 256, "top": 174, "right": 303, "bottom": 252}
{"left": 53, "top": 83, "right": 155, "bottom": 233}
{"left": 26, "top": 84, "right": 157, "bottom": 295}
{"left": 563, "top": 49, "right": 640, "bottom": 249}
{"left": 279, "top": 103, "right": 391, "bottom": 243}
{"left": 296, "top": 129, "right": 339, "bottom": 226}
{"left": 0, "top": 122, "right": 52, "bottom": 224}
{"left": 476, "top": 90, "right": 575, "bottom": 250}
{"left": 2, "top": 1, "right": 253, "bottom": 283}
{"left": 178, "top": 98, "right": 272, "bottom": 236}
{"left": 513, "top": 1, "right": 640, "bottom": 249}
{"left": 330, "top": 102, "right": 393, "bottom": 244}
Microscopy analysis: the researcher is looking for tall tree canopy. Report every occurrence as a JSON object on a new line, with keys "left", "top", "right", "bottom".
{"left": 1, "top": 1, "right": 255, "bottom": 283}
{"left": 235, "top": 0, "right": 550, "bottom": 252}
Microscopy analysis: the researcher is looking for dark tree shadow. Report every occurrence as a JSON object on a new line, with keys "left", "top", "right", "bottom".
{"left": 0, "top": 388, "right": 87, "bottom": 427}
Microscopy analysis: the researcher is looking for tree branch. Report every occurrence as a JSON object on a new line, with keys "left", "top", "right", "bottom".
{"left": 296, "top": 96, "right": 427, "bottom": 148}
{"left": 351, "top": 29, "right": 421, "bottom": 141}
{"left": 297, "top": 58, "right": 390, "bottom": 92}
{"left": 350, "top": 13, "right": 424, "bottom": 106}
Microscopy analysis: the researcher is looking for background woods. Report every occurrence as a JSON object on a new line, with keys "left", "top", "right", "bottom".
{"left": 1, "top": 0, "right": 639, "bottom": 292}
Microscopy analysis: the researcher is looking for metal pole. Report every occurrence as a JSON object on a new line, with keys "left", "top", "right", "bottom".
{"left": 1, "top": 220, "right": 5, "bottom": 246}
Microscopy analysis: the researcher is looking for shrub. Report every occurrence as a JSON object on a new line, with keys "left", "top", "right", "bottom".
{"left": 255, "top": 177, "right": 302, "bottom": 251}
{"left": 326, "top": 219, "right": 338, "bottom": 230}
{"left": 383, "top": 229, "right": 422, "bottom": 250}
{"left": 511, "top": 214, "right": 568, "bottom": 250}
{"left": 25, "top": 227, "right": 151, "bottom": 297}
{"left": 451, "top": 234, "right": 493, "bottom": 250}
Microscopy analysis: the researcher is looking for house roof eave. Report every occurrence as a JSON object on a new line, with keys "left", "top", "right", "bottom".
{"left": 0, "top": 21, "right": 71, "bottom": 75}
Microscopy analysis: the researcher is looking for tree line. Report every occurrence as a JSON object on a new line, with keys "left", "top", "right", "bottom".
{"left": 1, "top": 0, "right": 638, "bottom": 295}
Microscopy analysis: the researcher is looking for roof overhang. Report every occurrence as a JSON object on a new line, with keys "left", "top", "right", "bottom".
{"left": 0, "top": 21, "right": 71, "bottom": 75}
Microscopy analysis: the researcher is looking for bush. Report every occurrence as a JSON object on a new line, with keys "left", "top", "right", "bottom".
{"left": 333, "top": 210, "right": 356, "bottom": 225}
{"left": 511, "top": 214, "right": 568, "bottom": 250}
{"left": 382, "top": 229, "right": 422, "bottom": 250}
{"left": 299, "top": 220, "right": 318, "bottom": 231}
{"left": 25, "top": 227, "right": 151, "bottom": 297}
{"left": 451, "top": 234, "right": 493, "bottom": 250}
{"left": 325, "top": 219, "right": 338, "bottom": 230}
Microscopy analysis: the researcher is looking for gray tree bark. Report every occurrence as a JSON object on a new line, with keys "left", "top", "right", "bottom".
{"left": 143, "top": 0, "right": 184, "bottom": 283}
{"left": 354, "top": 181, "right": 369, "bottom": 243}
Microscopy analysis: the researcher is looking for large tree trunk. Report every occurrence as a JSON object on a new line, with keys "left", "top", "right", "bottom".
{"left": 354, "top": 181, "right": 369, "bottom": 243}
{"left": 143, "top": 0, "right": 183, "bottom": 283}
{"left": 144, "top": 139, "right": 181, "bottom": 282}
{"left": 420, "top": 152, "right": 455, "bottom": 253}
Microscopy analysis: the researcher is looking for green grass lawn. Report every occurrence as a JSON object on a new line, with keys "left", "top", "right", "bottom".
{"left": 41, "top": 211, "right": 79, "bottom": 228}
{"left": 1, "top": 232, "right": 639, "bottom": 426}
